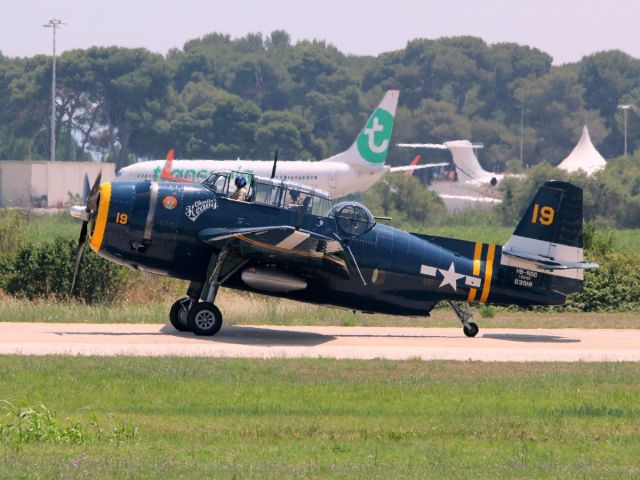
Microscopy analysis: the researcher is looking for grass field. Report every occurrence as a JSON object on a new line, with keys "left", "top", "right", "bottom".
{"left": 0, "top": 357, "right": 637, "bottom": 479}
{"left": 2, "top": 291, "right": 640, "bottom": 329}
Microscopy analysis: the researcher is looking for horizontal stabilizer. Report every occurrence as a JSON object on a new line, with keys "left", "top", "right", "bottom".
{"left": 502, "top": 249, "right": 599, "bottom": 271}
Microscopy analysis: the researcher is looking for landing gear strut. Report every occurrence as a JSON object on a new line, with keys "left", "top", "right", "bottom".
{"left": 447, "top": 300, "right": 479, "bottom": 338}
{"left": 168, "top": 244, "right": 237, "bottom": 336}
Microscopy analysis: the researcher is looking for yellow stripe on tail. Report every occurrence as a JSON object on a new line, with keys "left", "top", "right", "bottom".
{"left": 479, "top": 243, "right": 496, "bottom": 303}
{"left": 467, "top": 241, "right": 483, "bottom": 302}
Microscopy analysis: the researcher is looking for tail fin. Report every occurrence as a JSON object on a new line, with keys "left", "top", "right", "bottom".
{"left": 501, "top": 181, "right": 597, "bottom": 293}
{"left": 404, "top": 155, "right": 421, "bottom": 177}
{"left": 444, "top": 140, "right": 490, "bottom": 182}
{"left": 160, "top": 149, "right": 175, "bottom": 180}
{"left": 160, "top": 149, "right": 193, "bottom": 183}
{"left": 323, "top": 90, "right": 399, "bottom": 171}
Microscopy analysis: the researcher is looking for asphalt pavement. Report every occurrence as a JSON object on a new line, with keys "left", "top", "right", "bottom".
{"left": 1, "top": 322, "right": 638, "bottom": 362}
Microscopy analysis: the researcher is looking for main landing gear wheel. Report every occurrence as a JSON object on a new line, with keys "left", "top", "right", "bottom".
{"left": 187, "top": 302, "right": 223, "bottom": 336}
{"left": 463, "top": 322, "right": 479, "bottom": 338}
{"left": 169, "top": 297, "right": 191, "bottom": 332}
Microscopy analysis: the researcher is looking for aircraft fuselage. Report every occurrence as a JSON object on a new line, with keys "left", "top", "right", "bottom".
{"left": 93, "top": 181, "right": 565, "bottom": 317}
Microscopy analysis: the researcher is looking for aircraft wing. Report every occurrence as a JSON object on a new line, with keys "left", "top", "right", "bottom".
{"left": 438, "top": 194, "right": 502, "bottom": 204}
{"left": 396, "top": 143, "right": 449, "bottom": 149}
{"left": 389, "top": 163, "right": 448, "bottom": 172}
{"left": 198, "top": 226, "right": 351, "bottom": 277}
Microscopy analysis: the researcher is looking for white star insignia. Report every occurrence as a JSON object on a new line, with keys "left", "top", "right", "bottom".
{"left": 438, "top": 262, "right": 465, "bottom": 291}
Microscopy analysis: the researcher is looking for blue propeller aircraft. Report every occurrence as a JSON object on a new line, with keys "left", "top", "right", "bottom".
{"left": 70, "top": 166, "right": 597, "bottom": 336}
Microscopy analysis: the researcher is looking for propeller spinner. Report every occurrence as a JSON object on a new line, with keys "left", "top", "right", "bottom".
{"left": 69, "top": 172, "right": 102, "bottom": 294}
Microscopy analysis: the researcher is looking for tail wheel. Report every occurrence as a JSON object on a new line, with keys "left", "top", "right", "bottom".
{"left": 169, "top": 297, "right": 191, "bottom": 332}
{"left": 187, "top": 302, "right": 223, "bottom": 336}
{"left": 463, "top": 322, "right": 479, "bottom": 338}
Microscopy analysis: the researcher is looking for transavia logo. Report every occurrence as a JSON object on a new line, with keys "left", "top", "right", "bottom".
{"left": 185, "top": 198, "right": 217, "bottom": 222}
{"left": 357, "top": 108, "right": 394, "bottom": 164}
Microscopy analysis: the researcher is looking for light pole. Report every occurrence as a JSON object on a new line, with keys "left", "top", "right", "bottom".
{"left": 43, "top": 18, "right": 64, "bottom": 161}
{"left": 520, "top": 103, "right": 524, "bottom": 166}
{"left": 618, "top": 104, "right": 631, "bottom": 157}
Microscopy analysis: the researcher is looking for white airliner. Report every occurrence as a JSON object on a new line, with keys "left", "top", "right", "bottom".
{"left": 116, "top": 90, "right": 446, "bottom": 197}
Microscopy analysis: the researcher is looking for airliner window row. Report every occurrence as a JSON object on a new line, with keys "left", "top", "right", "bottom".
{"left": 133, "top": 173, "right": 319, "bottom": 181}
{"left": 276, "top": 175, "right": 319, "bottom": 181}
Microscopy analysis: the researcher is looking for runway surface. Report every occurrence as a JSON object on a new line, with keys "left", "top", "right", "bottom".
{"left": 0, "top": 322, "right": 638, "bottom": 361}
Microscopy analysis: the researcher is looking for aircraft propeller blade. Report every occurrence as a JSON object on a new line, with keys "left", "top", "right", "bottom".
{"left": 70, "top": 172, "right": 102, "bottom": 295}
{"left": 86, "top": 172, "right": 102, "bottom": 213}
{"left": 70, "top": 221, "right": 88, "bottom": 294}
{"left": 82, "top": 174, "right": 90, "bottom": 203}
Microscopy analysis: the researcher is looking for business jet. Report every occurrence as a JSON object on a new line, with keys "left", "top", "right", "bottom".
{"left": 116, "top": 90, "right": 446, "bottom": 198}
{"left": 397, "top": 140, "right": 525, "bottom": 209}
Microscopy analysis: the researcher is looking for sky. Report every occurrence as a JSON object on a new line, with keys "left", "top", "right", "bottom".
{"left": 1, "top": 0, "right": 639, "bottom": 64}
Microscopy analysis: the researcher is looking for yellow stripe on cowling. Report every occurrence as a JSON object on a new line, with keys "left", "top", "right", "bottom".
{"left": 89, "top": 182, "right": 111, "bottom": 253}
{"left": 479, "top": 243, "right": 496, "bottom": 304}
{"left": 467, "top": 241, "right": 483, "bottom": 302}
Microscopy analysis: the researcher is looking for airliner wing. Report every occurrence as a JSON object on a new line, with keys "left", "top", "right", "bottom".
{"left": 390, "top": 163, "right": 448, "bottom": 172}
{"left": 396, "top": 143, "right": 448, "bottom": 149}
{"left": 438, "top": 194, "right": 502, "bottom": 204}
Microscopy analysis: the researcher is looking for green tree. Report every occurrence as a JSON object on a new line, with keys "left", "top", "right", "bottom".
{"left": 514, "top": 68, "right": 607, "bottom": 164}
{"left": 362, "top": 174, "right": 447, "bottom": 225}
{"left": 578, "top": 51, "right": 640, "bottom": 156}
{"left": 253, "top": 110, "right": 325, "bottom": 160}
{"left": 172, "top": 81, "right": 261, "bottom": 158}
{"left": 59, "top": 47, "right": 171, "bottom": 167}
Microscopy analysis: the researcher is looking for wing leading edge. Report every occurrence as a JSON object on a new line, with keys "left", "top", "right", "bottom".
{"left": 198, "top": 226, "right": 351, "bottom": 277}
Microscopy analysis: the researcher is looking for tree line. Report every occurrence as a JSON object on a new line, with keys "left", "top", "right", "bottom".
{"left": 1, "top": 31, "right": 639, "bottom": 171}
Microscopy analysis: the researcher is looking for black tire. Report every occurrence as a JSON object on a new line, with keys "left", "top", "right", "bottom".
{"left": 187, "top": 302, "right": 223, "bottom": 336}
{"left": 169, "top": 297, "right": 191, "bottom": 332}
{"left": 463, "top": 322, "right": 479, "bottom": 338}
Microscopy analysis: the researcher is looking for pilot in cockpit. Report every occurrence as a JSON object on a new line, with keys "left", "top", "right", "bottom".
{"left": 230, "top": 176, "right": 249, "bottom": 201}
{"left": 287, "top": 190, "right": 304, "bottom": 209}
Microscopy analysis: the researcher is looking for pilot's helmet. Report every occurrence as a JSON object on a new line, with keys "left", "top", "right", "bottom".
{"left": 235, "top": 176, "right": 247, "bottom": 188}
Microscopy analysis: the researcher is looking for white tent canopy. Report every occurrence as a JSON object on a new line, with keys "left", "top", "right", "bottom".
{"left": 557, "top": 125, "right": 606, "bottom": 176}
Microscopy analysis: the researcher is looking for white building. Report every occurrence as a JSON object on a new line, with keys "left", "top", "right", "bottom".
{"left": 0, "top": 161, "right": 114, "bottom": 208}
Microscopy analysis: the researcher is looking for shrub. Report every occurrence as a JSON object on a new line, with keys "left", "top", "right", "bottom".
{"left": 0, "top": 209, "right": 27, "bottom": 258}
{"left": 3, "top": 238, "right": 129, "bottom": 303}
{"left": 566, "top": 252, "right": 640, "bottom": 311}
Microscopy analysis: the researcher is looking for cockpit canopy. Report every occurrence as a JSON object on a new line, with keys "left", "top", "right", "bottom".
{"left": 329, "top": 202, "right": 376, "bottom": 236}
{"left": 202, "top": 170, "right": 333, "bottom": 217}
